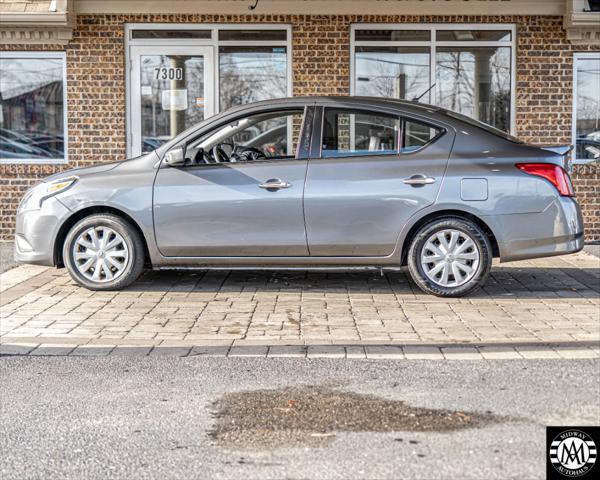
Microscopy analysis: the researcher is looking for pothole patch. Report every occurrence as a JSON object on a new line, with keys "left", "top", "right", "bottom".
{"left": 209, "top": 386, "right": 510, "bottom": 449}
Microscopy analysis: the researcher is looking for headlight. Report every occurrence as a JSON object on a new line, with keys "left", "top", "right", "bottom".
{"left": 46, "top": 177, "right": 77, "bottom": 195}
{"left": 18, "top": 177, "right": 78, "bottom": 212}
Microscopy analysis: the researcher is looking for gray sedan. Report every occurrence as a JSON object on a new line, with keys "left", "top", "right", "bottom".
{"left": 15, "top": 97, "right": 584, "bottom": 296}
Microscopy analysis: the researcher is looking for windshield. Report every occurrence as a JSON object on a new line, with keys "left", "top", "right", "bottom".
{"left": 441, "top": 110, "right": 523, "bottom": 144}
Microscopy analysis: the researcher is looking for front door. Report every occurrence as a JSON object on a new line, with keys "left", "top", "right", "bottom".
{"left": 304, "top": 106, "right": 454, "bottom": 256}
{"left": 153, "top": 108, "right": 310, "bottom": 257}
{"left": 130, "top": 46, "right": 214, "bottom": 157}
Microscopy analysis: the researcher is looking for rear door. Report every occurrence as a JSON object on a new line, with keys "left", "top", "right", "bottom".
{"left": 304, "top": 106, "right": 454, "bottom": 257}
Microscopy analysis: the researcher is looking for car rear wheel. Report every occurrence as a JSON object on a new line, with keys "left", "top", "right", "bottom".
{"left": 407, "top": 217, "right": 492, "bottom": 297}
{"left": 63, "top": 214, "right": 145, "bottom": 290}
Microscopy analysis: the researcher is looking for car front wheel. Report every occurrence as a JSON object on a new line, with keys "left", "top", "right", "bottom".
{"left": 407, "top": 217, "right": 492, "bottom": 297}
{"left": 63, "top": 213, "right": 145, "bottom": 290}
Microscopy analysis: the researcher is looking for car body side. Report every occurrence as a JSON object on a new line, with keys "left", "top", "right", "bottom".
{"left": 14, "top": 97, "right": 584, "bottom": 269}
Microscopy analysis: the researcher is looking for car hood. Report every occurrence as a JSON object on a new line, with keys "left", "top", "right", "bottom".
{"left": 42, "top": 160, "right": 124, "bottom": 183}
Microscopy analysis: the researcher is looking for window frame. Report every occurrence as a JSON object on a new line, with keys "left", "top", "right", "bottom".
{"left": 125, "top": 23, "right": 293, "bottom": 158}
{"left": 0, "top": 51, "right": 68, "bottom": 165}
{"left": 572, "top": 52, "right": 600, "bottom": 164}
{"left": 350, "top": 23, "right": 517, "bottom": 136}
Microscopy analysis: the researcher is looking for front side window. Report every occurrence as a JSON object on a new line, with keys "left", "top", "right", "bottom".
{"left": 352, "top": 25, "right": 514, "bottom": 133}
{"left": 574, "top": 54, "right": 600, "bottom": 163}
{"left": 321, "top": 109, "right": 400, "bottom": 157}
{"left": 185, "top": 109, "right": 304, "bottom": 165}
{"left": 0, "top": 53, "right": 67, "bottom": 163}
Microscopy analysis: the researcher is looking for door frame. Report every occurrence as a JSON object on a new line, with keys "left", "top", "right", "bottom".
{"left": 125, "top": 23, "right": 293, "bottom": 158}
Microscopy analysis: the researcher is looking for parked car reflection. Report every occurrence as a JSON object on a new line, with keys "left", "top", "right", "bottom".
{"left": 0, "top": 128, "right": 64, "bottom": 160}
{"left": 576, "top": 131, "right": 600, "bottom": 161}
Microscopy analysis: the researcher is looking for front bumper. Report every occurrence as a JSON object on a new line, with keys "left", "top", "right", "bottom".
{"left": 14, "top": 197, "right": 71, "bottom": 266}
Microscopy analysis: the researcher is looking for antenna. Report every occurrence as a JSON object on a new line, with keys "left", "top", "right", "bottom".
{"left": 412, "top": 83, "right": 436, "bottom": 102}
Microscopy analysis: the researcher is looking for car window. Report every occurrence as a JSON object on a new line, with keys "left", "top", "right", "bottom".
{"left": 185, "top": 109, "right": 304, "bottom": 165}
{"left": 321, "top": 108, "right": 400, "bottom": 158}
{"left": 402, "top": 120, "right": 443, "bottom": 153}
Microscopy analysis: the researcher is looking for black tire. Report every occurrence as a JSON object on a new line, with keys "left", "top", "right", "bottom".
{"left": 63, "top": 214, "right": 145, "bottom": 290}
{"left": 407, "top": 217, "right": 492, "bottom": 297}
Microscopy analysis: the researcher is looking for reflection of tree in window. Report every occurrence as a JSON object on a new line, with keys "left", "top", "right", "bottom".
{"left": 219, "top": 47, "right": 287, "bottom": 111}
{"left": 436, "top": 47, "right": 510, "bottom": 132}
{"left": 355, "top": 47, "right": 430, "bottom": 101}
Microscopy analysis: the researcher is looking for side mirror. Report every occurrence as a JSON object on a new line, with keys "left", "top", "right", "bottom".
{"left": 164, "top": 146, "right": 186, "bottom": 167}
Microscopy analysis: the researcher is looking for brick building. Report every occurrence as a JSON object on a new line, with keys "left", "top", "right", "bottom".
{"left": 0, "top": 0, "right": 598, "bottom": 242}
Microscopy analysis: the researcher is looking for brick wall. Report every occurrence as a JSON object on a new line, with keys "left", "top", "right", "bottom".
{"left": 0, "top": 14, "right": 598, "bottom": 241}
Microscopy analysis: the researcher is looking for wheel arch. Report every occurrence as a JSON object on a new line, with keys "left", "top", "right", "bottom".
{"left": 54, "top": 206, "right": 151, "bottom": 268}
{"left": 399, "top": 209, "right": 500, "bottom": 266}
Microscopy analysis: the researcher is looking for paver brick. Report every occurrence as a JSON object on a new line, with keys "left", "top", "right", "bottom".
{"left": 1, "top": 253, "right": 598, "bottom": 352}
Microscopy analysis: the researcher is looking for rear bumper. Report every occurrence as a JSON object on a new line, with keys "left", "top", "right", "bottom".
{"left": 14, "top": 197, "right": 71, "bottom": 266}
{"left": 489, "top": 197, "right": 585, "bottom": 263}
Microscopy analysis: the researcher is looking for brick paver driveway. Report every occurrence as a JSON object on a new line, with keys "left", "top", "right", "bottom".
{"left": 1, "top": 252, "right": 598, "bottom": 358}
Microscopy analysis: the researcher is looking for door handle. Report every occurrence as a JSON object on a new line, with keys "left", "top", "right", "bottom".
{"left": 258, "top": 178, "right": 292, "bottom": 190}
{"left": 403, "top": 174, "right": 436, "bottom": 186}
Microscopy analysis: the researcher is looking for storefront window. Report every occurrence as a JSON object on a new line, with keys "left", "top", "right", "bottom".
{"left": 219, "top": 46, "right": 287, "bottom": 111}
{"left": 574, "top": 54, "right": 600, "bottom": 162}
{"left": 355, "top": 47, "right": 430, "bottom": 102}
{"left": 352, "top": 25, "right": 514, "bottom": 133}
{"left": 0, "top": 53, "right": 66, "bottom": 163}
{"left": 436, "top": 47, "right": 511, "bottom": 132}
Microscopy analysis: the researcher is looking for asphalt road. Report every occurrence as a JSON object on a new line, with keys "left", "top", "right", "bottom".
{"left": 1, "top": 357, "right": 599, "bottom": 480}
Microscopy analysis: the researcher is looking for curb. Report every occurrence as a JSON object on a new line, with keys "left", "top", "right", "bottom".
{"left": 1, "top": 341, "right": 598, "bottom": 359}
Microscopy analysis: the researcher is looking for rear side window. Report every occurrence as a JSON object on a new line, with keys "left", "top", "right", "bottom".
{"left": 402, "top": 120, "right": 443, "bottom": 153}
{"left": 321, "top": 108, "right": 400, "bottom": 158}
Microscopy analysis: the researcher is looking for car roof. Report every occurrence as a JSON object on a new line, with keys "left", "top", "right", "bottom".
{"left": 225, "top": 95, "right": 443, "bottom": 116}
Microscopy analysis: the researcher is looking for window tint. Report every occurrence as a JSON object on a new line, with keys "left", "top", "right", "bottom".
{"left": 132, "top": 30, "right": 211, "bottom": 39}
{"left": 354, "top": 29, "right": 430, "bottom": 42}
{"left": 436, "top": 30, "right": 511, "bottom": 42}
{"left": 402, "top": 120, "right": 442, "bottom": 153}
{"left": 218, "top": 30, "right": 287, "bottom": 41}
{"left": 186, "top": 110, "right": 304, "bottom": 165}
{"left": 321, "top": 109, "right": 400, "bottom": 158}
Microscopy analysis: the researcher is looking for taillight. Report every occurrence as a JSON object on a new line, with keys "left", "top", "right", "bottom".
{"left": 516, "top": 163, "right": 574, "bottom": 197}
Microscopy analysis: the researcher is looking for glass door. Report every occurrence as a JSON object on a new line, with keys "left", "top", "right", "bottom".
{"left": 130, "top": 46, "right": 214, "bottom": 157}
